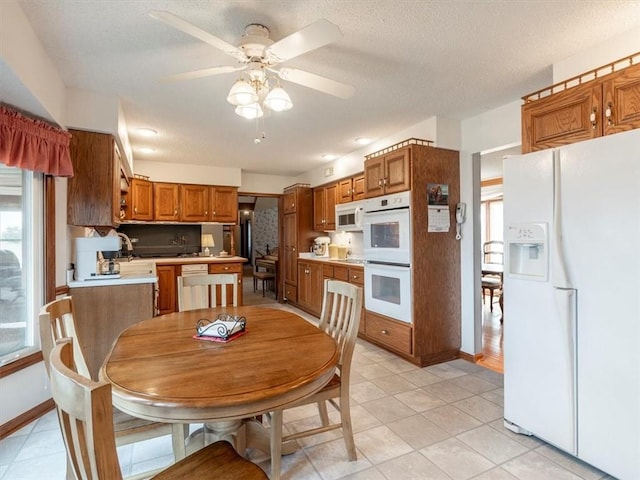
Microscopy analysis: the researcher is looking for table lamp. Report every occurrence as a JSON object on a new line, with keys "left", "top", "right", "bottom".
{"left": 201, "top": 234, "right": 215, "bottom": 257}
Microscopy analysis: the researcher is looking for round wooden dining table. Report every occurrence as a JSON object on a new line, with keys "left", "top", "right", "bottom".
{"left": 99, "top": 305, "right": 339, "bottom": 453}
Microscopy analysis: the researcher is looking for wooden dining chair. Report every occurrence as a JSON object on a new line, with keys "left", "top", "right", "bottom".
{"left": 267, "top": 279, "right": 363, "bottom": 480}
{"left": 177, "top": 273, "right": 238, "bottom": 311}
{"left": 39, "top": 297, "right": 188, "bottom": 479}
{"left": 49, "top": 338, "right": 268, "bottom": 480}
{"left": 481, "top": 240, "right": 504, "bottom": 314}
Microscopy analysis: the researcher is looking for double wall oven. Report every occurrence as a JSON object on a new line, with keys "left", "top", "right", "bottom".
{"left": 363, "top": 191, "right": 412, "bottom": 323}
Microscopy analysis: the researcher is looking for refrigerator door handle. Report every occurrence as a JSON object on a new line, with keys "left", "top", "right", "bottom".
{"left": 552, "top": 151, "right": 571, "bottom": 288}
{"left": 554, "top": 286, "right": 578, "bottom": 454}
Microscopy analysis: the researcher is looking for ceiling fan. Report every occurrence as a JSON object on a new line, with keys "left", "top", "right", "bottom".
{"left": 149, "top": 11, "right": 356, "bottom": 119}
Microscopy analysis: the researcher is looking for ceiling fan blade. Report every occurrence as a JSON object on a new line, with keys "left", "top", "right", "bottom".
{"left": 160, "top": 65, "right": 245, "bottom": 82}
{"left": 276, "top": 68, "right": 355, "bottom": 99}
{"left": 266, "top": 19, "right": 343, "bottom": 63}
{"left": 149, "top": 10, "right": 247, "bottom": 62}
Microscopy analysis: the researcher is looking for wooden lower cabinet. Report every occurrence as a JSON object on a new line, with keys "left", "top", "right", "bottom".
{"left": 365, "top": 310, "right": 412, "bottom": 355}
{"left": 156, "top": 265, "right": 177, "bottom": 315}
{"left": 283, "top": 283, "right": 297, "bottom": 303}
{"left": 69, "top": 282, "right": 155, "bottom": 379}
{"left": 297, "top": 260, "right": 323, "bottom": 316}
{"left": 209, "top": 262, "right": 243, "bottom": 306}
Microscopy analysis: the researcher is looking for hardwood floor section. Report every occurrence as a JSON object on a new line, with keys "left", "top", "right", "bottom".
{"left": 477, "top": 297, "right": 504, "bottom": 373}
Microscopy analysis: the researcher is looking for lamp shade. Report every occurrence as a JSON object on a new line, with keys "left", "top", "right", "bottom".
{"left": 227, "top": 80, "right": 258, "bottom": 106}
{"left": 201, "top": 234, "right": 215, "bottom": 247}
{"left": 264, "top": 87, "right": 293, "bottom": 112}
{"left": 235, "top": 102, "right": 264, "bottom": 120}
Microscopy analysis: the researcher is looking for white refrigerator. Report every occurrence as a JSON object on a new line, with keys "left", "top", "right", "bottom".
{"left": 503, "top": 128, "right": 640, "bottom": 480}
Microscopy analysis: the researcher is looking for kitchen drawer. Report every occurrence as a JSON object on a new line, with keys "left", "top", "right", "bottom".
{"left": 209, "top": 263, "right": 242, "bottom": 274}
{"left": 322, "top": 264, "right": 334, "bottom": 277}
{"left": 365, "top": 311, "right": 412, "bottom": 354}
{"left": 348, "top": 266, "right": 364, "bottom": 285}
{"left": 333, "top": 265, "right": 349, "bottom": 281}
{"left": 284, "top": 282, "right": 298, "bottom": 303}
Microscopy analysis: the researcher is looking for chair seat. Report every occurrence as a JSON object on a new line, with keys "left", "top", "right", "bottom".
{"left": 253, "top": 271, "right": 275, "bottom": 280}
{"left": 152, "top": 440, "right": 267, "bottom": 479}
{"left": 481, "top": 277, "right": 501, "bottom": 286}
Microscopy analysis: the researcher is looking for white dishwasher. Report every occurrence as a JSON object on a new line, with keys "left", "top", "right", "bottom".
{"left": 180, "top": 264, "right": 209, "bottom": 276}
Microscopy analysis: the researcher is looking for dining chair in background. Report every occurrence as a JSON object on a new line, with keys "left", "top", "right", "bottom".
{"left": 267, "top": 279, "right": 363, "bottom": 480}
{"left": 48, "top": 338, "right": 268, "bottom": 480}
{"left": 253, "top": 263, "right": 275, "bottom": 298}
{"left": 177, "top": 273, "right": 238, "bottom": 311}
{"left": 481, "top": 240, "right": 504, "bottom": 315}
{"left": 39, "top": 297, "right": 189, "bottom": 479}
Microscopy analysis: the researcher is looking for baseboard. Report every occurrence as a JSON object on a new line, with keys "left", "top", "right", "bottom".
{"left": 459, "top": 350, "right": 483, "bottom": 363}
{"left": 0, "top": 398, "right": 55, "bottom": 440}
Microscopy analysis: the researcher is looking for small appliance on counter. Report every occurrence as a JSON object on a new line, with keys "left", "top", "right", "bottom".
{"left": 75, "top": 236, "right": 121, "bottom": 281}
{"left": 328, "top": 244, "right": 348, "bottom": 260}
{"left": 312, "top": 236, "right": 331, "bottom": 257}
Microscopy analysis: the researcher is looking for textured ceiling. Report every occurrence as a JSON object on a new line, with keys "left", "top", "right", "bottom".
{"left": 4, "top": 1, "right": 640, "bottom": 176}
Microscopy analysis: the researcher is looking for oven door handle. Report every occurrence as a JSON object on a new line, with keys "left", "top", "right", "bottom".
{"left": 365, "top": 261, "right": 411, "bottom": 270}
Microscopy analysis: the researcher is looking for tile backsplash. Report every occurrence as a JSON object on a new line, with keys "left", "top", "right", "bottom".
{"left": 117, "top": 224, "right": 204, "bottom": 257}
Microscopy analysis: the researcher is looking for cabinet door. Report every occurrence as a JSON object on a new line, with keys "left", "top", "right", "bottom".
{"left": 283, "top": 189, "right": 297, "bottom": 214}
{"left": 364, "top": 157, "right": 385, "bottom": 197}
{"left": 338, "top": 178, "right": 354, "bottom": 203}
{"left": 384, "top": 148, "right": 411, "bottom": 194}
{"left": 352, "top": 174, "right": 366, "bottom": 200}
{"left": 602, "top": 63, "right": 640, "bottom": 136}
{"left": 324, "top": 183, "right": 337, "bottom": 230}
{"left": 154, "top": 183, "right": 180, "bottom": 221}
{"left": 313, "top": 187, "right": 326, "bottom": 231}
{"left": 180, "top": 184, "right": 209, "bottom": 222}
{"left": 521, "top": 83, "right": 602, "bottom": 153}
{"left": 283, "top": 213, "right": 298, "bottom": 284}
{"left": 156, "top": 265, "right": 177, "bottom": 315}
{"left": 210, "top": 186, "right": 238, "bottom": 223}
{"left": 129, "top": 178, "right": 153, "bottom": 220}
{"left": 298, "top": 261, "right": 323, "bottom": 316}
{"left": 67, "top": 129, "right": 120, "bottom": 227}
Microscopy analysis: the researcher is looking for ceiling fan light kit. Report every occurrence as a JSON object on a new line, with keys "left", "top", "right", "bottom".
{"left": 151, "top": 10, "right": 354, "bottom": 124}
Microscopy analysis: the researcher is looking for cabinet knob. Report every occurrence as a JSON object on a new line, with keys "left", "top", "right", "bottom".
{"left": 224, "top": 266, "right": 229, "bottom": 270}
{"left": 381, "top": 330, "right": 388, "bottom": 335}
{"left": 352, "top": 275, "right": 359, "bottom": 280}
{"left": 174, "top": 209, "right": 178, "bottom": 216}
{"left": 213, "top": 210, "right": 216, "bottom": 216}
{"left": 590, "top": 106, "right": 597, "bottom": 129}
{"left": 378, "top": 179, "right": 383, "bottom": 187}
{"left": 205, "top": 210, "right": 208, "bottom": 215}
{"left": 291, "top": 203, "right": 295, "bottom": 208}
{"left": 605, "top": 102, "right": 614, "bottom": 126}
{"left": 292, "top": 247, "right": 296, "bottom": 252}
{"left": 134, "top": 207, "right": 138, "bottom": 213}
{"left": 383, "top": 178, "right": 388, "bottom": 186}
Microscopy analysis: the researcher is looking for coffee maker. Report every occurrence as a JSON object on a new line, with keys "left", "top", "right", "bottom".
{"left": 75, "top": 236, "right": 121, "bottom": 281}
{"left": 312, "top": 236, "right": 331, "bottom": 257}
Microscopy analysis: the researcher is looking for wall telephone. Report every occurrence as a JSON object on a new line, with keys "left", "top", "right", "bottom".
{"left": 455, "top": 203, "right": 466, "bottom": 240}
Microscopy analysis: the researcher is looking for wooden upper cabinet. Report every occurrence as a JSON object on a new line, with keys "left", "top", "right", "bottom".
{"left": 67, "top": 129, "right": 122, "bottom": 227}
{"left": 209, "top": 186, "right": 238, "bottom": 223}
{"left": 602, "top": 63, "right": 640, "bottom": 136}
{"left": 127, "top": 178, "right": 153, "bottom": 221}
{"left": 153, "top": 182, "right": 180, "bottom": 221}
{"left": 313, "top": 183, "right": 337, "bottom": 231}
{"left": 522, "top": 61, "right": 640, "bottom": 153}
{"left": 352, "top": 174, "right": 365, "bottom": 200}
{"left": 338, "top": 173, "right": 365, "bottom": 203}
{"left": 180, "top": 184, "right": 209, "bottom": 222}
{"left": 364, "top": 148, "right": 411, "bottom": 197}
{"left": 522, "top": 83, "right": 602, "bottom": 153}
{"left": 283, "top": 189, "right": 297, "bottom": 214}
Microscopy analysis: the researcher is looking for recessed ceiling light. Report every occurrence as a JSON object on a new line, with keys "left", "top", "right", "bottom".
{"left": 137, "top": 128, "right": 158, "bottom": 137}
{"left": 355, "top": 137, "right": 372, "bottom": 145}
{"left": 138, "top": 147, "right": 156, "bottom": 154}
{"left": 322, "top": 153, "right": 337, "bottom": 160}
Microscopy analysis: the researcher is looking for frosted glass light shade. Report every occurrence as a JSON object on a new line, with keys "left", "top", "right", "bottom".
{"left": 264, "top": 87, "right": 293, "bottom": 112}
{"left": 235, "top": 103, "right": 264, "bottom": 120}
{"left": 201, "top": 234, "right": 215, "bottom": 256}
{"left": 227, "top": 80, "right": 258, "bottom": 106}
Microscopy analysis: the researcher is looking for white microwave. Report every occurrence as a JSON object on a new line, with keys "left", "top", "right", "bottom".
{"left": 335, "top": 201, "right": 364, "bottom": 231}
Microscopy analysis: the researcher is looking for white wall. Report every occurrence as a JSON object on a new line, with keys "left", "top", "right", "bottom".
{"left": 134, "top": 160, "right": 242, "bottom": 187}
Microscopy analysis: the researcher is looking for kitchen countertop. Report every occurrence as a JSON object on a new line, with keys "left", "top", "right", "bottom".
{"left": 68, "top": 274, "right": 157, "bottom": 288}
{"left": 298, "top": 255, "right": 366, "bottom": 267}
{"left": 131, "top": 255, "right": 247, "bottom": 265}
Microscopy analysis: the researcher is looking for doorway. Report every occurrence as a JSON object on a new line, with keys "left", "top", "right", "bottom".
{"left": 476, "top": 145, "right": 519, "bottom": 373}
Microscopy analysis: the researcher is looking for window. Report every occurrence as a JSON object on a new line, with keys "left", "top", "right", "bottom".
{"left": 480, "top": 198, "right": 503, "bottom": 246}
{"left": 0, "top": 164, "right": 43, "bottom": 365}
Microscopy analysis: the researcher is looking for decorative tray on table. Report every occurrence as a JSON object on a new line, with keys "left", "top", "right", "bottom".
{"left": 193, "top": 314, "right": 247, "bottom": 343}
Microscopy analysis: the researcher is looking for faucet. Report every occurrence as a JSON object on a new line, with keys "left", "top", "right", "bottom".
{"left": 117, "top": 232, "right": 134, "bottom": 252}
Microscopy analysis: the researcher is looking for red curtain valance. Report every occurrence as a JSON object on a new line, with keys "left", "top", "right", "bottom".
{"left": 0, "top": 105, "right": 73, "bottom": 177}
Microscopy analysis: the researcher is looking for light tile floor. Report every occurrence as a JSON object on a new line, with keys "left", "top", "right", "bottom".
{"left": 0, "top": 301, "right": 615, "bottom": 480}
